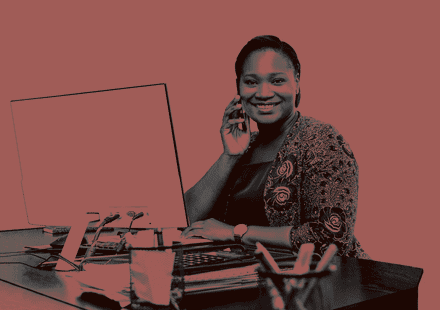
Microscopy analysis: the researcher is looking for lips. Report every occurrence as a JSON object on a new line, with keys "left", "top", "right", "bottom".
{"left": 250, "top": 102, "right": 280, "bottom": 113}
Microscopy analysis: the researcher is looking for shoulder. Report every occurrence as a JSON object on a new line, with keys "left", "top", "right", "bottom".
{"left": 298, "top": 115, "right": 339, "bottom": 137}
{"left": 297, "top": 115, "right": 355, "bottom": 160}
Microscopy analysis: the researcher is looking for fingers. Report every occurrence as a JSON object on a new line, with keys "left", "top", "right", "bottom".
{"left": 184, "top": 230, "right": 204, "bottom": 239}
{"left": 228, "top": 118, "right": 245, "bottom": 124}
{"left": 224, "top": 95, "right": 241, "bottom": 113}
{"left": 222, "top": 98, "right": 248, "bottom": 138}
{"left": 223, "top": 106, "right": 243, "bottom": 126}
{"left": 181, "top": 221, "right": 204, "bottom": 237}
{"left": 223, "top": 95, "right": 242, "bottom": 123}
{"left": 191, "top": 221, "right": 205, "bottom": 228}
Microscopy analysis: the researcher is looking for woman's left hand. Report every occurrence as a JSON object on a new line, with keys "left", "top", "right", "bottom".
{"left": 181, "top": 218, "right": 234, "bottom": 242}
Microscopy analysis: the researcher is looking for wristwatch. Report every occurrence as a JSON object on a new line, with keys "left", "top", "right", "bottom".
{"left": 234, "top": 224, "right": 248, "bottom": 243}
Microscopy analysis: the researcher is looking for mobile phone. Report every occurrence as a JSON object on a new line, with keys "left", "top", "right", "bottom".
{"left": 230, "top": 100, "right": 244, "bottom": 120}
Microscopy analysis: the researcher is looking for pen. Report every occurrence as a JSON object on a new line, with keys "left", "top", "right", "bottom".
{"left": 284, "top": 243, "right": 315, "bottom": 292}
{"left": 298, "top": 244, "right": 338, "bottom": 304}
{"left": 170, "top": 297, "right": 180, "bottom": 310}
{"left": 254, "top": 242, "right": 281, "bottom": 273}
{"left": 255, "top": 243, "right": 286, "bottom": 309}
{"left": 291, "top": 243, "right": 315, "bottom": 275}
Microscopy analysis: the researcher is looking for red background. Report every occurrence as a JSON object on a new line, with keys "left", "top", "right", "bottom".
{"left": 1, "top": 1, "right": 438, "bottom": 309}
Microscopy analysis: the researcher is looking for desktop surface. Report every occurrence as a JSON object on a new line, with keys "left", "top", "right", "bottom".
{"left": 0, "top": 228, "right": 424, "bottom": 310}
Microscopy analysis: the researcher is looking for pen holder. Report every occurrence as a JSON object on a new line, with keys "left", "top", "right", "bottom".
{"left": 257, "top": 261, "right": 335, "bottom": 310}
{"left": 129, "top": 246, "right": 184, "bottom": 310}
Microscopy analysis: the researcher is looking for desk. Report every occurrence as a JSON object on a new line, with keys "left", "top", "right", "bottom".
{"left": 0, "top": 228, "right": 423, "bottom": 310}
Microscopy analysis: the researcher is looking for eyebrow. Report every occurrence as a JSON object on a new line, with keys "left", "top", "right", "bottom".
{"left": 243, "top": 72, "right": 287, "bottom": 78}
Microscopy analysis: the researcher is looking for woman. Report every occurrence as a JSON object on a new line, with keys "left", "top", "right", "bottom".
{"left": 182, "top": 35, "right": 369, "bottom": 259}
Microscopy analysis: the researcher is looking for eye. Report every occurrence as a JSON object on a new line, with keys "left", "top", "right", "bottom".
{"left": 244, "top": 79, "right": 257, "bottom": 86}
{"left": 272, "top": 78, "right": 285, "bottom": 85}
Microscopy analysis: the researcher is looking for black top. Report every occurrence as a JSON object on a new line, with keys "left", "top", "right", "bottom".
{"left": 222, "top": 161, "right": 272, "bottom": 226}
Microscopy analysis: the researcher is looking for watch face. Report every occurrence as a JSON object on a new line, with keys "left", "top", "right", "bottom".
{"left": 234, "top": 224, "right": 247, "bottom": 236}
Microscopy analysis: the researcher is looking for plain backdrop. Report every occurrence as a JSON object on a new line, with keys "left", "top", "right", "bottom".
{"left": 1, "top": 1, "right": 439, "bottom": 309}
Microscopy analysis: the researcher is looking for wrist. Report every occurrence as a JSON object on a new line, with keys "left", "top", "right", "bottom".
{"left": 221, "top": 152, "right": 243, "bottom": 161}
{"left": 219, "top": 153, "right": 242, "bottom": 169}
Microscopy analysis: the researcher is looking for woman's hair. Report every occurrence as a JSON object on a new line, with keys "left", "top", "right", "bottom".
{"left": 235, "top": 35, "right": 301, "bottom": 107}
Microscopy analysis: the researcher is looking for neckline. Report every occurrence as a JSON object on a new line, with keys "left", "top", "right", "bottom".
{"left": 242, "top": 161, "right": 273, "bottom": 167}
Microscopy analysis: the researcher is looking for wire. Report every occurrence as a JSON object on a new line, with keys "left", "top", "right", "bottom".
{"left": 36, "top": 254, "right": 81, "bottom": 271}
{"left": 128, "top": 212, "right": 144, "bottom": 233}
{"left": 0, "top": 262, "right": 46, "bottom": 269}
{"left": 0, "top": 253, "right": 80, "bottom": 272}
{"left": 128, "top": 218, "right": 135, "bottom": 233}
{"left": 0, "top": 252, "right": 48, "bottom": 260}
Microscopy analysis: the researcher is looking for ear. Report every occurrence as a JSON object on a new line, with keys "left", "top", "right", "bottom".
{"left": 295, "top": 88, "right": 301, "bottom": 108}
{"left": 295, "top": 73, "right": 300, "bottom": 93}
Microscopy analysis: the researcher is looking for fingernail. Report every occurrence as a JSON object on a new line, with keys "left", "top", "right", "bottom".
{"left": 235, "top": 95, "right": 240, "bottom": 100}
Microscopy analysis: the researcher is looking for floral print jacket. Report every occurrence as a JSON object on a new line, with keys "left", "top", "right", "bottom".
{"left": 254, "top": 114, "right": 369, "bottom": 259}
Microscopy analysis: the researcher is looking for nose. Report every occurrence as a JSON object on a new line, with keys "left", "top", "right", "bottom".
{"left": 256, "top": 82, "right": 274, "bottom": 100}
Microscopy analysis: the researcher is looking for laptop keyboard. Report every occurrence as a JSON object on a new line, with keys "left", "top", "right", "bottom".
{"left": 93, "top": 241, "right": 253, "bottom": 267}
{"left": 87, "top": 241, "right": 295, "bottom": 275}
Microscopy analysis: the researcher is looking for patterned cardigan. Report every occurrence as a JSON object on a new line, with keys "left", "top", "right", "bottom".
{"left": 249, "top": 113, "right": 369, "bottom": 259}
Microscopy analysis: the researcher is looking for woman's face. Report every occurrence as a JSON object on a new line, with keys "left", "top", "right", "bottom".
{"left": 239, "top": 49, "right": 299, "bottom": 125}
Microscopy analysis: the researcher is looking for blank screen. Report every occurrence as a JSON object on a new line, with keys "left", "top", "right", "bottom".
{"left": 11, "top": 84, "right": 188, "bottom": 228}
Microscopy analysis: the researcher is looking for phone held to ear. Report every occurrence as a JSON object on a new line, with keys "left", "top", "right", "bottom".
{"left": 230, "top": 99, "right": 244, "bottom": 120}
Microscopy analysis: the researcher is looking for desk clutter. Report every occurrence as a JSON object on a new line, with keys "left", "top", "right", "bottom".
{"left": 0, "top": 228, "right": 424, "bottom": 310}
{"left": 55, "top": 242, "right": 336, "bottom": 310}
{"left": 15, "top": 228, "right": 339, "bottom": 310}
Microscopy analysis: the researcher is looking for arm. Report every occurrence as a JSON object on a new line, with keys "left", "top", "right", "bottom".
{"left": 182, "top": 217, "right": 293, "bottom": 248}
{"left": 242, "top": 226, "right": 292, "bottom": 248}
{"left": 184, "top": 95, "right": 251, "bottom": 224}
{"left": 184, "top": 153, "right": 241, "bottom": 224}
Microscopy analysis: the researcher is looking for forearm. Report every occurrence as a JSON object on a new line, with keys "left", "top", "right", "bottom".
{"left": 241, "top": 226, "right": 292, "bottom": 248}
{"left": 185, "top": 153, "right": 241, "bottom": 224}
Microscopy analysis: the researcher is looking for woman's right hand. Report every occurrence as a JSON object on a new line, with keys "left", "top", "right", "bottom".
{"left": 221, "top": 95, "right": 251, "bottom": 156}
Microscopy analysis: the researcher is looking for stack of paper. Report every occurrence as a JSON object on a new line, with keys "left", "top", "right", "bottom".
{"left": 183, "top": 263, "right": 261, "bottom": 294}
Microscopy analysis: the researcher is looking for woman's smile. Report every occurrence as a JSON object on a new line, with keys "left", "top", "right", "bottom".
{"left": 249, "top": 102, "right": 281, "bottom": 113}
{"left": 239, "top": 49, "right": 298, "bottom": 126}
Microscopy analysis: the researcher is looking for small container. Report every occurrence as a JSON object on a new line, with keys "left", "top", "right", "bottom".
{"left": 129, "top": 247, "right": 178, "bottom": 309}
{"left": 130, "top": 246, "right": 185, "bottom": 310}
{"left": 258, "top": 261, "right": 335, "bottom": 310}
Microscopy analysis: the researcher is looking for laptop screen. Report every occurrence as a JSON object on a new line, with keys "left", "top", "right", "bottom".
{"left": 11, "top": 84, "right": 188, "bottom": 229}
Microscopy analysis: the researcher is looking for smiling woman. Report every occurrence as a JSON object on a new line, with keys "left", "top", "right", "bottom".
{"left": 182, "top": 35, "right": 369, "bottom": 259}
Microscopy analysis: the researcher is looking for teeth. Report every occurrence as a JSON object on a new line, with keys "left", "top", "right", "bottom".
{"left": 257, "top": 105, "right": 273, "bottom": 108}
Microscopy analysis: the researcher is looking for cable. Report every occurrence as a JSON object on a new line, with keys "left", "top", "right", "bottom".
{"left": 128, "top": 212, "right": 144, "bottom": 233}
{"left": 114, "top": 211, "right": 145, "bottom": 253}
{"left": 36, "top": 254, "right": 81, "bottom": 271}
{"left": 0, "top": 262, "right": 46, "bottom": 269}
{"left": 0, "top": 254, "right": 81, "bottom": 272}
{"left": 79, "top": 214, "right": 120, "bottom": 270}
{"left": 0, "top": 252, "right": 48, "bottom": 260}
